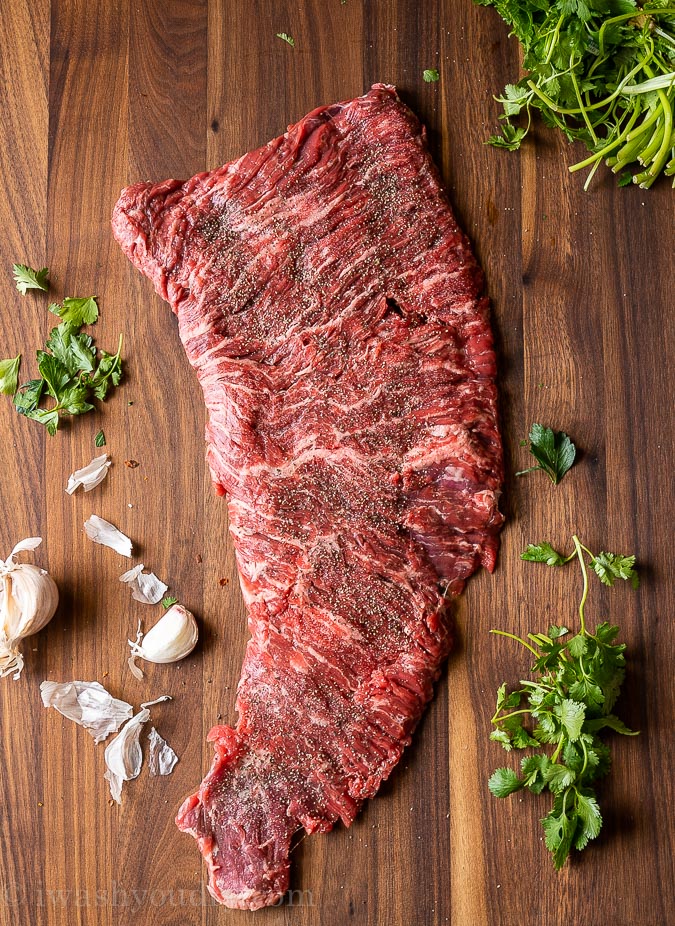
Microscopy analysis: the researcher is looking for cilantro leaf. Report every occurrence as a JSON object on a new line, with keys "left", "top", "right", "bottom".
{"left": 49, "top": 295, "right": 99, "bottom": 326}
{"left": 14, "top": 379, "right": 44, "bottom": 415}
{"left": 516, "top": 423, "right": 576, "bottom": 484}
{"left": 542, "top": 801, "right": 577, "bottom": 870}
{"left": 591, "top": 552, "right": 639, "bottom": 589}
{"left": 46, "top": 323, "right": 96, "bottom": 376}
{"left": 543, "top": 763, "right": 577, "bottom": 793}
{"left": 574, "top": 790, "right": 602, "bottom": 850}
{"left": 521, "top": 542, "right": 566, "bottom": 566}
{"left": 162, "top": 595, "right": 178, "bottom": 609}
{"left": 423, "top": 69, "right": 440, "bottom": 83}
{"left": 90, "top": 335, "right": 123, "bottom": 401}
{"left": 95, "top": 429, "right": 106, "bottom": 447}
{"left": 36, "top": 351, "right": 71, "bottom": 400}
{"left": 23, "top": 407, "right": 59, "bottom": 435}
{"left": 276, "top": 32, "right": 295, "bottom": 46}
{"left": 488, "top": 767, "right": 523, "bottom": 798}
{"left": 13, "top": 264, "right": 49, "bottom": 294}
{"left": 0, "top": 355, "right": 21, "bottom": 395}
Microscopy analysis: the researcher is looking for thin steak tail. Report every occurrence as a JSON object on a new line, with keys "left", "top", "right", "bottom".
{"left": 175, "top": 726, "right": 296, "bottom": 910}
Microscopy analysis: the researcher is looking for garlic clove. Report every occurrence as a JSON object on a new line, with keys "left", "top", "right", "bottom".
{"left": 128, "top": 604, "right": 198, "bottom": 666}
{"left": 0, "top": 538, "right": 59, "bottom": 680}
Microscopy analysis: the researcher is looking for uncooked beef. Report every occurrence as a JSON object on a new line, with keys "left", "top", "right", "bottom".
{"left": 112, "top": 84, "right": 503, "bottom": 910}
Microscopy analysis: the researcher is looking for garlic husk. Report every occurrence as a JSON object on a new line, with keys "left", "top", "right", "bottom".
{"left": 84, "top": 515, "right": 133, "bottom": 557}
{"left": 147, "top": 726, "right": 179, "bottom": 776}
{"left": 119, "top": 563, "right": 168, "bottom": 605}
{"left": 104, "top": 708, "right": 149, "bottom": 803}
{"left": 66, "top": 454, "right": 111, "bottom": 495}
{"left": 40, "top": 680, "right": 133, "bottom": 744}
{"left": 0, "top": 538, "right": 59, "bottom": 680}
{"left": 128, "top": 604, "right": 198, "bottom": 666}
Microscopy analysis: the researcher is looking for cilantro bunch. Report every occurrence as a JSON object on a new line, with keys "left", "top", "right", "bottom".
{"left": 475, "top": 0, "right": 675, "bottom": 189}
{"left": 489, "top": 535, "right": 638, "bottom": 869}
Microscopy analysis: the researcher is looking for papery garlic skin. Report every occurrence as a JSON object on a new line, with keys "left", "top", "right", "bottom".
{"left": 128, "top": 604, "right": 198, "bottom": 666}
{"left": 104, "top": 708, "right": 150, "bottom": 803}
{"left": 0, "top": 538, "right": 59, "bottom": 680}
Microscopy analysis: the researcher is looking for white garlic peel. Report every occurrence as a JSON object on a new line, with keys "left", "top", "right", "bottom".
{"left": 66, "top": 454, "right": 111, "bottom": 495}
{"left": 104, "top": 708, "right": 149, "bottom": 803}
{"left": 0, "top": 538, "right": 59, "bottom": 680}
{"left": 40, "top": 680, "right": 133, "bottom": 744}
{"left": 119, "top": 564, "right": 168, "bottom": 605}
{"left": 128, "top": 604, "right": 198, "bottom": 668}
{"left": 148, "top": 726, "right": 179, "bottom": 776}
{"left": 84, "top": 515, "right": 132, "bottom": 558}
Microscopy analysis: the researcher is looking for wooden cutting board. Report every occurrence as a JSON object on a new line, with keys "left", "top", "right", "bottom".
{"left": 0, "top": 2, "right": 672, "bottom": 924}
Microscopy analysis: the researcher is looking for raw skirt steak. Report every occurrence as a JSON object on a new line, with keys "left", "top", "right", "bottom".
{"left": 112, "top": 84, "right": 503, "bottom": 910}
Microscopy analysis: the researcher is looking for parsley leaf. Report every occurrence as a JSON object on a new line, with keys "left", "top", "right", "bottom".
{"left": 488, "top": 534, "right": 638, "bottom": 870}
{"left": 488, "top": 767, "right": 523, "bottom": 798}
{"left": 161, "top": 595, "right": 179, "bottom": 609}
{"left": 13, "top": 264, "right": 49, "bottom": 294}
{"left": 95, "top": 429, "right": 106, "bottom": 447}
{"left": 423, "top": 68, "right": 440, "bottom": 83}
{"left": 276, "top": 32, "right": 295, "bottom": 46}
{"left": 521, "top": 542, "right": 566, "bottom": 566}
{"left": 591, "top": 552, "right": 639, "bottom": 589}
{"left": 49, "top": 296, "right": 99, "bottom": 327}
{"left": 516, "top": 423, "right": 576, "bottom": 484}
{"left": 0, "top": 355, "right": 21, "bottom": 395}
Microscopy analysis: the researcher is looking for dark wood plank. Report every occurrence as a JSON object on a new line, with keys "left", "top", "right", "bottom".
{"left": 0, "top": 1, "right": 672, "bottom": 924}
{"left": 0, "top": 3, "right": 50, "bottom": 925}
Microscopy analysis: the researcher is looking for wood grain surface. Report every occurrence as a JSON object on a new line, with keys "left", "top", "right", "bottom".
{"left": 0, "top": 2, "right": 673, "bottom": 924}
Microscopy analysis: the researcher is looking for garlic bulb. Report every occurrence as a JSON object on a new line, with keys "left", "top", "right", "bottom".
{"left": 0, "top": 538, "right": 59, "bottom": 680}
{"left": 128, "top": 604, "right": 198, "bottom": 676}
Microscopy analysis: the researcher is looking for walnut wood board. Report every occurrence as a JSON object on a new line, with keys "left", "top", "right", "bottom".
{"left": 0, "top": 2, "right": 673, "bottom": 924}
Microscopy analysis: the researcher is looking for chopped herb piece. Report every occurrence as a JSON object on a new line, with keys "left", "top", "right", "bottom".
{"left": 0, "top": 355, "right": 21, "bottom": 395}
{"left": 49, "top": 295, "right": 99, "bottom": 327}
{"left": 276, "top": 32, "right": 295, "bottom": 46}
{"left": 162, "top": 596, "right": 178, "bottom": 610}
{"left": 423, "top": 68, "right": 440, "bottom": 83}
{"left": 13, "top": 264, "right": 49, "bottom": 294}
{"left": 95, "top": 429, "right": 106, "bottom": 447}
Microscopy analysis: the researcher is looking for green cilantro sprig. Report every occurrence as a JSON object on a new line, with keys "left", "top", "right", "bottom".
{"left": 423, "top": 69, "right": 440, "bottom": 83}
{"left": 516, "top": 423, "right": 576, "bottom": 484}
{"left": 474, "top": 1, "right": 675, "bottom": 189}
{"left": 161, "top": 596, "right": 178, "bottom": 609}
{"left": 13, "top": 263, "right": 49, "bottom": 294}
{"left": 488, "top": 535, "right": 639, "bottom": 869}
{"left": 276, "top": 32, "right": 295, "bottom": 46}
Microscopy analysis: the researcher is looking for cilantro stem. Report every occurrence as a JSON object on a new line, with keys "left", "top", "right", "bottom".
{"left": 490, "top": 628, "right": 541, "bottom": 658}
{"left": 569, "top": 101, "right": 643, "bottom": 173}
{"left": 572, "top": 534, "right": 589, "bottom": 636}
{"left": 491, "top": 707, "right": 532, "bottom": 725}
